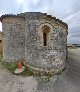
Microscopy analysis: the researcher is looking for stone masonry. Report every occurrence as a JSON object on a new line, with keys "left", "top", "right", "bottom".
{"left": 0, "top": 31, "right": 3, "bottom": 54}
{"left": 0, "top": 12, "right": 68, "bottom": 75}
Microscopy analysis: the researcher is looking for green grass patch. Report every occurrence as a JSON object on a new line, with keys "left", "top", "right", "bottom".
{"left": 1, "top": 63, "right": 17, "bottom": 72}
{"left": 0, "top": 54, "right": 33, "bottom": 76}
{"left": 20, "top": 65, "right": 33, "bottom": 76}
{"left": 1, "top": 62, "right": 33, "bottom": 76}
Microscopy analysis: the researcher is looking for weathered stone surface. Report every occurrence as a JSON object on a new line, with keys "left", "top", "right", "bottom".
{"left": 0, "top": 12, "right": 68, "bottom": 74}
{"left": 0, "top": 31, "right": 3, "bottom": 54}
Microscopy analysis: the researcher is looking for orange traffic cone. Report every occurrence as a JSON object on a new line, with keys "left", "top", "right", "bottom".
{"left": 18, "top": 62, "right": 22, "bottom": 69}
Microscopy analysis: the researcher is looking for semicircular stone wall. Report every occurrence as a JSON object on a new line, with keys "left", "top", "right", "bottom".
{"left": 1, "top": 12, "right": 68, "bottom": 74}
{"left": 25, "top": 18, "right": 67, "bottom": 71}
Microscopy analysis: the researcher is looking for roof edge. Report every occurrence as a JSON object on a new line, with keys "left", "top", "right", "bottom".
{"left": 0, "top": 12, "right": 68, "bottom": 29}
{"left": 0, "top": 14, "right": 25, "bottom": 22}
{"left": 44, "top": 14, "right": 68, "bottom": 30}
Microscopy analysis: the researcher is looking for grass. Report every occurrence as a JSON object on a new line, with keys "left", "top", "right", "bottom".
{"left": 0, "top": 54, "right": 66, "bottom": 77}
{"left": 0, "top": 54, "right": 33, "bottom": 77}
{"left": 19, "top": 64, "right": 33, "bottom": 76}
{"left": 1, "top": 63, "right": 18, "bottom": 72}
{"left": 1, "top": 62, "right": 33, "bottom": 76}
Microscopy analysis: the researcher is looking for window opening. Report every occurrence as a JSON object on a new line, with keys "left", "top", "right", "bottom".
{"left": 43, "top": 33, "right": 47, "bottom": 46}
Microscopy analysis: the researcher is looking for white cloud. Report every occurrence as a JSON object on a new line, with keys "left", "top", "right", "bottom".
{"left": 63, "top": 12, "right": 80, "bottom": 22}
{"left": 0, "top": 0, "right": 80, "bottom": 43}
{"left": 16, "top": 0, "right": 25, "bottom": 5}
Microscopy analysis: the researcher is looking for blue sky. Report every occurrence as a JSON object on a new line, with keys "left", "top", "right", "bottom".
{"left": 0, "top": 0, "right": 80, "bottom": 44}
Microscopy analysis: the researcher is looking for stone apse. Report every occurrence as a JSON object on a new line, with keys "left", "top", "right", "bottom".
{"left": 0, "top": 12, "right": 68, "bottom": 75}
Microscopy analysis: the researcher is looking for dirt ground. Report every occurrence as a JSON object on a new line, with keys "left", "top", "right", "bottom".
{"left": 0, "top": 48, "right": 80, "bottom": 92}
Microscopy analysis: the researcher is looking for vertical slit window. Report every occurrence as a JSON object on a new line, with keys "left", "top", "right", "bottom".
{"left": 43, "top": 33, "right": 47, "bottom": 46}
{"left": 42, "top": 25, "right": 50, "bottom": 46}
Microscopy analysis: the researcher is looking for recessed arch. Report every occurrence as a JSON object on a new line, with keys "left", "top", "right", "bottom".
{"left": 38, "top": 23, "right": 53, "bottom": 47}
{"left": 39, "top": 23, "right": 53, "bottom": 32}
{"left": 42, "top": 25, "right": 50, "bottom": 46}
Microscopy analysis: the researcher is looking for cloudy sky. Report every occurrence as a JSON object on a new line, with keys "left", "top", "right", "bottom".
{"left": 0, "top": 0, "right": 80, "bottom": 44}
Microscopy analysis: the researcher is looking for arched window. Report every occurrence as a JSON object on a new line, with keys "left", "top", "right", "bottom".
{"left": 42, "top": 25, "right": 50, "bottom": 46}
{"left": 43, "top": 33, "right": 47, "bottom": 46}
{"left": 37, "top": 23, "right": 53, "bottom": 47}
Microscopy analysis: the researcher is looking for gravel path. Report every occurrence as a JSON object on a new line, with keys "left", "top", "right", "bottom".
{"left": 0, "top": 64, "right": 38, "bottom": 92}
{"left": 0, "top": 48, "right": 80, "bottom": 92}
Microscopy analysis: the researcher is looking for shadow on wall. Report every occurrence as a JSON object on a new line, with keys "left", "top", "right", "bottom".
{"left": 0, "top": 31, "right": 3, "bottom": 54}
